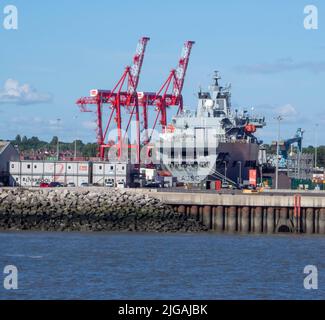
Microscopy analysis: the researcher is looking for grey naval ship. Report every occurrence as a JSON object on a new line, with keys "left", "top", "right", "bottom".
{"left": 157, "top": 71, "right": 266, "bottom": 186}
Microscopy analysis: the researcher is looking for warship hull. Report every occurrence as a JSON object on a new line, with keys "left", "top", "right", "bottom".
{"left": 160, "top": 141, "right": 260, "bottom": 184}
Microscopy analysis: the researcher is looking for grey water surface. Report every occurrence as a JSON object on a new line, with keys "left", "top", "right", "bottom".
{"left": 0, "top": 232, "right": 324, "bottom": 300}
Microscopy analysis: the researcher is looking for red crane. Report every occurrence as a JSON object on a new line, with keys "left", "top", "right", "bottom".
{"left": 76, "top": 37, "right": 150, "bottom": 162}
{"left": 140, "top": 40, "right": 195, "bottom": 143}
{"left": 76, "top": 38, "right": 195, "bottom": 164}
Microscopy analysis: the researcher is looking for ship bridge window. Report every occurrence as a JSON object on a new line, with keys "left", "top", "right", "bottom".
{"left": 199, "top": 92, "right": 210, "bottom": 99}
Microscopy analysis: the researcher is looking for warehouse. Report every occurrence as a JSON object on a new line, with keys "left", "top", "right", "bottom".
{"left": 0, "top": 141, "right": 20, "bottom": 186}
{"left": 10, "top": 160, "right": 91, "bottom": 187}
{"left": 9, "top": 160, "right": 133, "bottom": 187}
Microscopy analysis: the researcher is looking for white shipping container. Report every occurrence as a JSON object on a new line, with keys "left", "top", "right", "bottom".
{"left": 92, "top": 175, "right": 105, "bottom": 186}
{"left": 105, "top": 163, "right": 116, "bottom": 175}
{"left": 55, "top": 162, "right": 66, "bottom": 176}
{"left": 116, "top": 163, "right": 127, "bottom": 175}
{"left": 44, "top": 162, "right": 55, "bottom": 175}
{"left": 21, "top": 162, "right": 33, "bottom": 174}
{"left": 42, "top": 176, "right": 54, "bottom": 184}
{"left": 66, "top": 162, "right": 78, "bottom": 175}
{"left": 78, "top": 163, "right": 89, "bottom": 176}
{"left": 92, "top": 163, "right": 105, "bottom": 176}
{"left": 32, "top": 162, "right": 44, "bottom": 174}
{"left": 9, "top": 162, "right": 21, "bottom": 175}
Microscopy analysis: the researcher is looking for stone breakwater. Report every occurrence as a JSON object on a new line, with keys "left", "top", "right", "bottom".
{"left": 0, "top": 188, "right": 207, "bottom": 232}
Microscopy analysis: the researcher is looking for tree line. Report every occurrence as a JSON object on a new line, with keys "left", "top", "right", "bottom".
{"left": 11, "top": 135, "right": 98, "bottom": 158}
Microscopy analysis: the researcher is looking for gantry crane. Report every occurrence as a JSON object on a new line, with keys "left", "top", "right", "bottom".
{"left": 76, "top": 37, "right": 150, "bottom": 162}
{"left": 76, "top": 38, "right": 195, "bottom": 164}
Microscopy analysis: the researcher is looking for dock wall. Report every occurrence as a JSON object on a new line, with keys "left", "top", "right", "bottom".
{"left": 139, "top": 191, "right": 325, "bottom": 234}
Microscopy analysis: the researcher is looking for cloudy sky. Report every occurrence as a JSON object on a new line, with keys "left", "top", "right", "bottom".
{"left": 1, "top": 0, "right": 325, "bottom": 146}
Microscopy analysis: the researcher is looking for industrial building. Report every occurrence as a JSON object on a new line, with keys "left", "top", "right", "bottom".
{"left": 0, "top": 141, "right": 20, "bottom": 185}
{"left": 9, "top": 160, "right": 134, "bottom": 187}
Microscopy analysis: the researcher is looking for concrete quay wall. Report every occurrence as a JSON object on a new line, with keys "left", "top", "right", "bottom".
{"left": 137, "top": 190, "right": 325, "bottom": 234}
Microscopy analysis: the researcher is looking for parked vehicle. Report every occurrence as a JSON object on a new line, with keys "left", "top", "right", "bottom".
{"left": 49, "top": 182, "right": 63, "bottom": 188}
{"left": 81, "top": 182, "right": 90, "bottom": 187}
{"left": 105, "top": 181, "right": 114, "bottom": 188}
{"left": 67, "top": 182, "right": 76, "bottom": 188}
{"left": 40, "top": 182, "right": 50, "bottom": 188}
{"left": 145, "top": 182, "right": 162, "bottom": 188}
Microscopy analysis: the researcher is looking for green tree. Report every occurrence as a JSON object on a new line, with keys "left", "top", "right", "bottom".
{"left": 50, "top": 136, "right": 59, "bottom": 145}
{"left": 15, "top": 134, "right": 22, "bottom": 144}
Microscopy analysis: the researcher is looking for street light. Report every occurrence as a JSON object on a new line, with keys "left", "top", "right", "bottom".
{"left": 74, "top": 116, "right": 78, "bottom": 160}
{"left": 275, "top": 116, "right": 283, "bottom": 190}
{"left": 56, "top": 118, "right": 61, "bottom": 161}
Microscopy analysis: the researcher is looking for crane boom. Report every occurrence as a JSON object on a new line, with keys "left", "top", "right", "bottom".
{"left": 172, "top": 40, "right": 195, "bottom": 98}
{"left": 128, "top": 36, "right": 150, "bottom": 95}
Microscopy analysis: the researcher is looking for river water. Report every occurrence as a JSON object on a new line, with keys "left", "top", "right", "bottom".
{"left": 0, "top": 232, "right": 324, "bottom": 300}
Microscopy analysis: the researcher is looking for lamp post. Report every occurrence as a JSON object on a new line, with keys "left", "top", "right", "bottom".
{"left": 74, "top": 116, "right": 78, "bottom": 161}
{"left": 56, "top": 118, "right": 61, "bottom": 161}
{"left": 275, "top": 116, "right": 283, "bottom": 190}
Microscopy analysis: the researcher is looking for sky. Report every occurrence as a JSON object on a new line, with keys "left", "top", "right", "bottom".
{"left": 0, "top": 0, "right": 324, "bottom": 146}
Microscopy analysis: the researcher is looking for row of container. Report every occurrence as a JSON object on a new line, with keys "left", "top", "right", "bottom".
{"left": 9, "top": 161, "right": 132, "bottom": 187}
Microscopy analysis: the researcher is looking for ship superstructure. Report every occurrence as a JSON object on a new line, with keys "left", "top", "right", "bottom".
{"left": 157, "top": 71, "right": 266, "bottom": 185}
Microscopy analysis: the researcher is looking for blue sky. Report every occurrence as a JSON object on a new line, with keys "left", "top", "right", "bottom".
{"left": 0, "top": 0, "right": 324, "bottom": 146}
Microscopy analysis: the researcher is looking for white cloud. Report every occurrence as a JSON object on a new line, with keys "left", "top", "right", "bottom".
{"left": 0, "top": 79, "right": 52, "bottom": 105}
{"left": 82, "top": 121, "right": 97, "bottom": 130}
{"left": 276, "top": 104, "right": 298, "bottom": 117}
